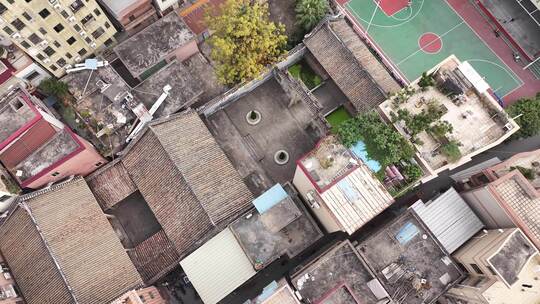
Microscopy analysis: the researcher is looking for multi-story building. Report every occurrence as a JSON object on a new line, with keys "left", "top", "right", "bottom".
{"left": 0, "top": 42, "right": 50, "bottom": 92}
{"left": 445, "top": 228, "right": 539, "bottom": 304}
{"left": 0, "top": 86, "right": 106, "bottom": 189}
{"left": 0, "top": 0, "right": 117, "bottom": 77}
{"left": 98, "top": 0, "right": 158, "bottom": 34}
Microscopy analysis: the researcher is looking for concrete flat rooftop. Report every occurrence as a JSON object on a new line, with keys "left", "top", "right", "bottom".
{"left": 381, "top": 85, "right": 508, "bottom": 170}
{"left": 114, "top": 13, "right": 195, "bottom": 76}
{"left": 291, "top": 241, "right": 380, "bottom": 304}
{"left": 357, "top": 212, "right": 463, "bottom": 304}
{"left": 206, "top": 76, "right": 323, "bottom": 195}
{"left": 229, "top": 189, "right": 323, "bottom": 267}
{"left": 13, "top": 129, "right": 80, "bottom": 182}
{"left": 0, "top": 94, "right": 36, "bottom": 144}
{"left": 488, "top": 230, "right": 537, "bottom": 286}
{"left": 131, "top": 60, "right": 203, "bottom": 117}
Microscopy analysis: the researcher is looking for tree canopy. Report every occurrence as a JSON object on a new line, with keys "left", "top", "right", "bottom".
{"left": 336, "top": 111, "right": 415, "bottom": 167}
{"left": 206, "top": 0, "right": 287, "bottom": 85}
{"left": 295, "top": 0, "right": 329, "bottom": 32}
{"left": 38, "top": 78, "right": 69, "bottom": 98}
{"left": 506, "top": 93, "right": 540, "bottom": 139}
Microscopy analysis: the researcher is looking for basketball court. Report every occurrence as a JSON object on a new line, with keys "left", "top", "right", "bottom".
{"left": 337, "top": 0, "right": 523, "bottom": 98}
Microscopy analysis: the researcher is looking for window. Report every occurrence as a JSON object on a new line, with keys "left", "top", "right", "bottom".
{"left": 95, "top": 162, "right": 103, "bottom": 167}
{"left": 65, "top": 52, "right": 72, "bottom": 59}
{"left": 3, "top": 26, "right": 13, "bottom": 35}
{"left": 486, "top": 265, "right": 497, "bottom": 276}
{"left": 53, "top": 41, "right": 61, "bottom": 48}
{"left": 0, "top": 4, "right": 7, "bottom": 15}
{"left": 0, "top": 195, "right": 10, "bottom": 202}
{"left": 28, "top": 34, "right": 42, "bottom": 44}
{"left": 57, "top": 58, "right": 66, "bottom": 66}
{"left": 104, "top": 38, "right": 113, "bottom": 47}
{"left": 67, "top": 36, "right": 76, "bottom": 45}
{"left": 44, "top": 46, "right": 55, "bottom": 56}
{"left": 91, "top": 27, "right": 104, "bottom": 39}
{"left": 81, "top": 14, "right": 94, "bottom": 25}
{"left": 129, "top": 15, "right": 136, "bottom": 22}
{"left": 39, "top": 27, "right": 47, "bottom": 35}
{"left": 93, "top": 8, "right": 101, "bottom": 16}
{"left": 20, "top": 41, "right": 30, "bottom": 49}
{"left": 78, "top": 48, "right": 87, "bottom": 56}
{"left": 25, "top": 71, "right": 40, "bottom": 81}
{"left": 51, "top": 171, "right": 60, "bottom": 177}
{"left": 39, "top": 8, "right": 51, "bottom": 19}
{"left": 10, "top": 99, "right": 23, "bottom": 110}
{"left": 61, "top": 10, "right": 69, "bottom": 18}
{"left": 36, "top": 53, "right": 45, "bottom": 61}
{"left": 73, "top": 24, "right": 81, "bottom": 32}
{"left": 53, "top": 24, "right": 64, "bottom": 33}
{"left": 84, "top": 37, "right": 92, "bottom": 44}
{"left": 50, "top": 64, "right": 58, "bottom": 71}
{"left": 104, "top": 22, "right": 110, "bottom": 29}
{"left": 470, "top": 264, "right": 484, "bottom": 275}
{"left": 22, "top": 12, "right": 32, "bottom": 21}
{"left": 6, "top": 0, "right": 13, "bottom": 4}
{"left": 70, "top": 0, "right": 84, "bottom": 13}
{"left": 11, "top": 19, "right": 25, "bottom": 31}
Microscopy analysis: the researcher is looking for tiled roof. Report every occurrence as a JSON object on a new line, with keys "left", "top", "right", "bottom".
{"left": 179, "top": 0, "right": 225, "bottom": 35}
{"left": 0, "top": 178, "right": 142, "bottom": 304}
{"left": 304, "top": 21, "right": 386, "bottom": 112}
{"left": 490, "top": 172, "right": 540, "bottom": 250}
{"left": 127, "top": 230, "right": 181, "bottom": 284}
{"left": 122, "top": 110, "right": 253, "bottom": 255}
{"left": 329, "top": 19, "right": 401, "bottom": 94}
{"left": 86, "top": 159, "right": 138, "bottom": 210}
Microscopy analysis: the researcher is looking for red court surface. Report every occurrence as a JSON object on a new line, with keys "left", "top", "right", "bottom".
{"left": 418, "top": 33, "right": 443, "bottom": 54}
{"left": 446, "top": 0, "right": 540, "bottom": 105}
{"left": 378, "top": 0, "right": 409, "bottom": 16}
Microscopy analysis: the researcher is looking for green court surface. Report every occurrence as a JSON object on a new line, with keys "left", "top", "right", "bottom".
{"left": 344, "top": 0, "right": 522, "bottom": 97}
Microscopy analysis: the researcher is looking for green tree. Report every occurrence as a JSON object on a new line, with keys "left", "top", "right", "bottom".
{"left": 39, "top": 78, "right": 69, "bottom": 98}
{"left": 295, "top": 0, "right": 329, "bottom": 32}
{"left": 441, "top": 141, "right": 461, "bottom": 163}
{"left": 207, "top": 0, "right": 287, "bottom": 85}
{"left": 506, "top": 93, "right": 540, "bottom": 138}
{"left": 336, "top": 111, "right": 415, "bottom": 166}
{"left": 418, "top": 72, "right": 435, "bottom": 91}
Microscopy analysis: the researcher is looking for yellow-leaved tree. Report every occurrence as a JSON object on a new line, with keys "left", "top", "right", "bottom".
{"left": 206, "top": 0, "right": 287, "bottom": 85}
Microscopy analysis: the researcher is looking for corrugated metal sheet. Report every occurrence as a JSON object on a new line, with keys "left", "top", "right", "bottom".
{"left": 180, "top": 228, "right": 256, "bottom": 304}
{"left": 449, "top": 157, "right": 500, "bottom": 182}
{"left": 411, "top": 188, "right": 484, "bottom": 253}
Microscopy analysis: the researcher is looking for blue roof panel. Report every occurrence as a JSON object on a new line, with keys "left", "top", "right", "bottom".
{"left": 253, "top": 184, "right": 288, "bottom": 214}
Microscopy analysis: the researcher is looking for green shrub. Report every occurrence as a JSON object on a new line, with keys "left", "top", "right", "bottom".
{"left": 295, "top": 0, "right": 329, "bottom": 32}
{"left": 506, "top": 93, "right": 540, "bottom": 139}
{"left": 511, "top": 166, "right": 536, "bottom": 180}
{"left": 441, "top": 141, "right": 461, "bottom": 163}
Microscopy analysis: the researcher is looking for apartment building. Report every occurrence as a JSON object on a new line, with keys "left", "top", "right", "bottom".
{"left": 0, "top": 0, "right": 117, "bottom": 77}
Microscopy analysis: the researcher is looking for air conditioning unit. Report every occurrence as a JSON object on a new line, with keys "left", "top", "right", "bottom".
{"left": 11, "top": 33, "right": 21, "bottom": 39}
{"left": 74, "top": 56, "right": 81, "bottom": 62}
{"left": 54, "top": 3, "right": 62, "bottom": 10}
{"left": 0, "top": 17, "right": 4, "bottom": 24}
{"left": 79, "top": 31, "right": 87, "bottom": 37}
{"left": 48, "top": 0, "right": 58, "bottom": 5}
{"left": 64, "top": 64, "right": 72, "bottom": 70}
{"left": 39, "top": 40, "right": 48, "bottom": 48}
{"left": 43, "top": 58, "right": 50, "bottom": 64}
{"left": 68, "top": 16, "right": 76, "bottom": 23}
{"left": 90, "top": 42, "right": 96, "bottom": 48}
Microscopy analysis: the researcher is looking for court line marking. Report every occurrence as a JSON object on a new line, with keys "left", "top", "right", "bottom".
{"left": 417, "top": 32, "right": 444, "bottom": 54}
{"left": 391, "top": 5, "right": 414, "bottom": 21}
{"left": 366, "top": 0, "right": 382, "bottom": 32}
{"left": 441, "top": 0, "right": 525, "bottom": 95}
{"left": 345, "top": 0, "right": 425, "bottom": 28}
{"left": 338, "top": 5, "right": 411, "bottom": 83}
{"left": 465, "top": 59, "right": 523, "bottom": 87}
{"left": 396, "top": 21, "right": 464, "bottom": 66}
